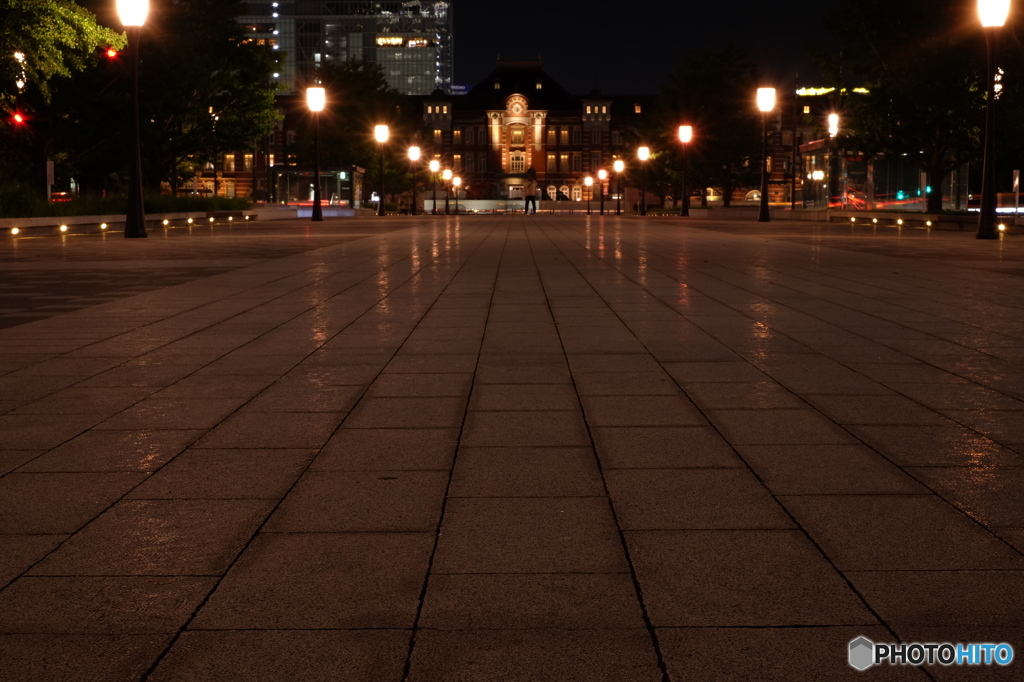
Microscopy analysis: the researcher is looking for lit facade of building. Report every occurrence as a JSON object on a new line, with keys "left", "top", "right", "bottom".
{"left": 239, "top": 0, "right": 453, "bottom": 95}
{"left": 419, "top": 61, "right": 651, "bottom": 204}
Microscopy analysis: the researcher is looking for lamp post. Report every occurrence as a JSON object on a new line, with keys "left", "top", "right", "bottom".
{"left": 678, "top": 125, "right": 692, "bottom": 217}
{"left": 408, "top": 146, "right": 420, "bottom": 216}
{"left": 978, "top": 0, "right": 1011, "bottom": 239}
{"left": 598, "top": 169, "right": 607, "bottom": 215}
{"left": 117, "top": 0, "right": 149, "bottom": 239}
{"left": 614, "top": 159, "right": 624, "bottom": 215}
{"left": 375, "top": 124, "right": 389, "bottom": 216}
{"left": 757, "top": 87, "right": 776, "bottom": 223}
{"left": 584, "top": 176, "right": 593, "bottom": 214}
{"left": 452, "top": 176, "right": 461, "bottom": 214}
{"left": 637, "top": 147, "right": 650, "bottom": 216}
{"left": 307, "top": 86, "right": 325, "bottom": 222}
{"left": 443, "top": 169, "right": 452, "bottom": 214}
{"left": 429, "top": 159, "right": 440, "bottom": 214}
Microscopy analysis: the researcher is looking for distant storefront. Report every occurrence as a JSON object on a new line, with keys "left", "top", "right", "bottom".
{"left": 270, "top": 166, "right": 364, "bottom": 209}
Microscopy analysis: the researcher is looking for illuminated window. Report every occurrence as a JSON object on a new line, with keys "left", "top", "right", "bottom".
{"left": 427, "top": 105, "right": 433, "bottom": 114}
{"left": 560, "top": 153, "right": 569, "bottom": 170}
{"left": 454, "top": 154, "right": 462, "bottom": 171}
{"left": 453, "top": 129, "right": 462, "bottom": 144}
{"left": 547, "top": 153, "right": 556, "bottom": 172}
{"left": 547, "top": 185, "right": 557, "bottom": 200}
{"left": 224, "top": 154, "right": 236, "bottom": 172}
{"left": 269, "top": 154, "right": 275, "bottom": 166}
{"left": 602, "top": 106, "right": 607, "bottom": 114}
{"left": 443, "top": 105, "right": 448, "bottom": 114}
{"left": 536, "top": 82, "right": 543, "bottom": 90}
{"left": 510, "top": 152, "right": 525, "bottom": 172}
{"left": 803, "top": 105, "right": 811, "bottom": 114}
{"left": 586, "top": 105, "right": 592, "bottom": 114}
{"left": 547, "top": 129, "right": 556, "bottom": 145}
{"left": 434, "top": 129, "right": 442, "bottom": 144}
{"left": 244, "top": 154, "right": 253, "bottom": 171}
{"left": 511, "top": 129, "right": 524, "bottom": 145}
{"left": 634, "top": 104, "right": 642, "bottom": 114}
{"left": 494, "top": 81, "right": 501, "bottom": 89}
{"left": 560, "top": 129, "right": 569, "bottom": 145}
{"left": 572, "top": 185, "right": 582, "bottom": 201}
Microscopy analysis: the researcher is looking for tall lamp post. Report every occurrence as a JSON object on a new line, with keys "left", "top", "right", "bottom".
{"left": 614, "top": 159, "right": 624, "bottom": 215}
{"left": 375, "top": 124, "right": 389, "bottom": 216}
{"left": 307, "top": 86, "right": 325, "bottom": 222}
{"left": 678, "top": 125, "right": 692, "bottom": 217}
{"left": 637, "top": 147, "right": 650, "bottom": 215}
{"left": 757, "top": 87, "right": 776, "bottom": 223}
{"left": 408, "top": 146, "right": 420, "bottom": 216}
{"left": 429, "top": 159, "right": 440, "bottom": 214}
{"left": 598, "top": 169, "right": 607, "bottom": 215}
{"left": 443, "top": 169, "right": 452, "bottom": 214}
{"left": 978, "top": 0, "right": 1011, "bottom": 239}
{"left": 118, "top": 0, "right": 149, "bottom": 239}
{"left": 452, "top": 176, "right": 461, "bottom": 214}
{"left": 584, "top": 176, "right": 593, "bottom": 214}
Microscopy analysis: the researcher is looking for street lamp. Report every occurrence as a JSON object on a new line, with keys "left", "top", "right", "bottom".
{"left": 757, "top": 87, "right": 776, "bottom": 223}
{"left": 978, "top": 0, "right": 1011, "bottom": 239}
{"left": 117, "top": 0, "right": 149, "bottom": 239}
{"left": 614, "top": 159, "right": 625, "bottom": 215}
{"left": 452, "top": 176, "right": 461, "bottom": 214}
{"left": 598, "top": 169, "right": 607, "bottom": 215}
{"left": 584, "top": 176, "right": 593, "bottom": 214}
{"left": 408, "top": 146, "right": 420, "bottom": 216}
{"left": 828, "top": 113, "right": 839, "bottom": 139}
{"left": 429, "top": 159, "right": 440, "bottom": 214}
{"left": 638, "top": 146, "right": 650, "bottom": 216}
{"left": 307, "top": 86, "right": 325, "bottom": 222}
{"left": 443, "top": 168, "right": 452, "bottom": 214}
{"left": 374, "top": 124, "right": 389, "bottom": 216}
{"left": 678, "top": 125, "right": 693, "bottom": 217}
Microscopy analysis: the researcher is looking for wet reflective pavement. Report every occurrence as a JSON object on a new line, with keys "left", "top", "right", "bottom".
{"left": 0, "top": 215, "right": 1022, "bottom": 680}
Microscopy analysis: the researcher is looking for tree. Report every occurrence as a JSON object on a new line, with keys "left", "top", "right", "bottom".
{"left": 825, "top": 0, "right": 1024, "bottom": 212}
{"left": 653, "top": 45, "right": 761, "bottom": 207}
{"left": 0, "top": 0, "right": 124, "bottom": 106}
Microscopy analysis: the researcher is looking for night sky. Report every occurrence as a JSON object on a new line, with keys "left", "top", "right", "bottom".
{"left": 454, "top": 1, "right": 837, "bottom": 95}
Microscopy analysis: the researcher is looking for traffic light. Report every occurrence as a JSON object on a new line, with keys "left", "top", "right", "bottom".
{"left": 12, "top": 112, "right": 24, "bottom": 124}
{"left": 106, "top": 47, "right": 118, "bottom": 58}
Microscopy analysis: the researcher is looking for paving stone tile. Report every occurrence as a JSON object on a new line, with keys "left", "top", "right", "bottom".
{"left": 0, "top": 634, "right": 171, "bottom": 682}
{"left": 846, "top": 570, "right": 1024, "bottom": 627}
{"left": 995, "top": 527, "right": 1024, "bottom": 553}
{"left": 848, "top": 424, "right": 1024, "bottom": 466}
{"left": 738, "top": 444, "right": 928, "bottom": 495}
{"left": 657, "top": 627, "right": 924, "bottom": 682}
{"left": 780, "top": 495, "right": 1024, "bottom": 570}
{"left": 0, "top": 413, "right": 104, "bottom": 450}
{"left": 245, "top": 383, "right": 363, "bottom": 413}
{"left": 592, "top": 426, "right": 742, "bottom": 468}
{"left": 406, "top": 629, "right": 662, "bottom": 682}
{"left": 419, "top": 573, "right": 644, "bottom": 629}
{"left": 148, "top": 630, "right": 409, "bottom": 682}
{"left": 384, "top": 354, "right": 477, "bottom": 374}
{"left": 683, "top": 381, "right": 805, "bottom": 409}
{"left": 449, "top": 447, "right": 604, "bottom": 497}
{"left": 627, "top": 530, "right": 875, "bottom": 626}
{"left": 191, "top": 533, "right": 432, "bottom": 629}
{"left": 344, "top": 397, "right": 466, "bottom": 428}
{"left": 284, "top": 364, "right": 382, "bottom": 386}
{"left": 0, "top": 472, "right": 145, "bottom": 533}
{"left": 196, "top": 412, "right": 345, "bottom": 449}
{"left": 129, "top": 448, "right": 313, "bottom": 499}
{"left": 194, "top": 354, "right": 304, "bottom": 376}
{"left": 606, "top": 469, "right": 794, "bottom": 530}
{"left": 10, "top": 386, "right": 157, "bottom": 415}
{"left": 18, "top": 429, "right": 203, "bottom": 472}
{"left": 708, "top": 409, "right": 856, "bottom": 445}
{"left": 264, "top": 470, "right": 447, "bottom": 532}
{"left": 474, "top": 358, "right": 572, "bottom": 384}
{"left": 581, "top": 395, "right": 706, "bottom": 427}
{"left": 567, "top": 354, "right": 664, "bottom": 374}
{"left": 30, "top": 499, "right": 272, "bottom": 576}
{"left": 0, "top": 450, "right": 40, "bottom": 475}
{"left": 943, "top": 410, "right": 1024, "bottom": 445}
{"left": 461, "top": 411, "right": 589, "bottom": 447}
{"left": 366, "top": 372, "right": 474, "bottom": 397}
{"left": 889, "top": 382, "right": 1024, "bottom": 412}
{"left": 663, "top": 361, "right": 769, "bottom": 384}
{"left": 315, "top": 428, "right": 458, "bottom": 470}
{"left": 574, "top": 371, "right": 678, "bottom": 396}
{"left": 433, "top": 497, "right": 629, "bottom": 573}
{"left": 0, "top": 576, "right": 216, "bottom": 633}
{"left": 804, "top": 395, "right": 948, "bottom": 425}
{"left": 153, "top": 374, "right": 278, "bottom": 400}
{"left": 95, "top": 398, "right": 244, "bottom": 430}
{"left": 0, "top": 534, "right": 66, "bottom": 587}
{"left": 906, "top": 466, "right": 1024, "bottom": 527}
{"left": 468, "top": 384, "right": 579, "bottom": 411}
{"left": 77, "top": 364, "right": 198, "bottom": 388}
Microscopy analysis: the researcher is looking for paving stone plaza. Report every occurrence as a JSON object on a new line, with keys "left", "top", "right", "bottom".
{"left": 1, "top": 215, "right": 1022, "bottom": 680}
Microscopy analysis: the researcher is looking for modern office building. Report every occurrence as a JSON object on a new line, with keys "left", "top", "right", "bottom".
{"left": 238, "top": 0, "right": 454, "bottom": 95}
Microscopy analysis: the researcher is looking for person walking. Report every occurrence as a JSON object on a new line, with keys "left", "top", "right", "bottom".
{"left": 524, "top": 172, "right": 538, "bottom": 215}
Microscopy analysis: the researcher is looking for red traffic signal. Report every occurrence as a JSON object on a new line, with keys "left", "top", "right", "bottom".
{"left": 106, "top": 47, "right": 118, "bottom": 58}
{"left": 12, "top": 112, "right": 24, "bottom": 124}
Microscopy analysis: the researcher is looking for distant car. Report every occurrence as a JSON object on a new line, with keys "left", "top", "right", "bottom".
{"left": 50, "top": 192, "right": 72, "bottom": 203}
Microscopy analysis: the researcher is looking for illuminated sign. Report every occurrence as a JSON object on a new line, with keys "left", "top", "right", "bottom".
{"left": 406, "top": 39, "right": 431, "bottom": 48}
{"left": 377, "top": 37, "right": 404, "bottom": 46}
